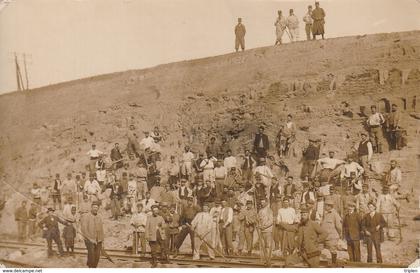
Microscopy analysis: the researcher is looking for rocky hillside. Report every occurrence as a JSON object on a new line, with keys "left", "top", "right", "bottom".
{"left": 0, "top": 31, "right": 419, "bottom": 263}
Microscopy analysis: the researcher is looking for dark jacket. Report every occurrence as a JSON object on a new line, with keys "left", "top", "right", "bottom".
{"left": 303, "top": 144, "right": 320, "bottom": 161}
{"left": 39, "top": 215, "right": 67, "bottom": 239}
{"left": 253, "top": 133, "right": 269, "bottom": 151}
{"left": 343, "top": 212, "right": 363, "bottom": 241}
{"left": 297, "top": 220, "right": 328, "bottom": 255}
{"left": 362, "top": 212, "right": 386, "bottom": 242}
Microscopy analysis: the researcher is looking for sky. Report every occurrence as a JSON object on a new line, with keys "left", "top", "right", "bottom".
{"left": 0, "top": 0, "right": 419, "bottom": 94}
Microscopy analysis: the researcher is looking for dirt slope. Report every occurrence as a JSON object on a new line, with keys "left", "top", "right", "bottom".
{"left": 0, "top": 30, "right": 419, "bottom": 264}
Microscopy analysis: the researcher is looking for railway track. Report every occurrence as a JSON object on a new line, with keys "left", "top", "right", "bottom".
{"left": 0, "top": 240, "right": 407, "bottom": 268}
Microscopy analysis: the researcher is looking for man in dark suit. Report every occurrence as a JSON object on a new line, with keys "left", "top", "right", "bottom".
{"left": 342, "top": 202, "right": 362, "bottom": 262}
{"left": 362, "top": 201, "right": 386, "bottom": 263}
{"left": 253, "top": 126, "right": 269, "bottom": 158}
{"left": 38, "top": 208, "right": 66, "bottom": 257}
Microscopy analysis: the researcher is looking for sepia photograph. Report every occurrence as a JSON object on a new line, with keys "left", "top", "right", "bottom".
{"left": 0, "top": 0, "right": 419, "bottom": 270}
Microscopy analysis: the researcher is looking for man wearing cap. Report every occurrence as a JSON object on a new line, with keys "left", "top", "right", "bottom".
{"left": 80, "top": 202, "right": 104, "bottom": 268}
{"left": 362, "top": 202, "right": 386, "bottom": 263}
{"left": 253, "top": 126, "right": 269, "bottom": 158}
{"left": 277, "top": 198, "right": 298, "bottom": 255}
{"left": 39, "top": 207, "right": 66, "bottom": 257}
{"left": 300, "top": 182, "right": 315, "bottom": 206}
{"left": 234, "top": 17, "right": 246, "bottom": 52}
{"left": 258, "top": 199, "right": 274, "bottom": 257}
{"left": 174, "top": 196, "right": 200, "bottom": 256}
{"left": 343, "top": 202, "right": 362, "bottom": 262}
{"left": 254, "top": 158, "right": 274, "bottom": 198}
{"left": 168, "top": 205, "right": 180, "bottom": 253}
{"left": 84, "top": 174, "right": 101, "bottom": 203}
{"left": 286, "top": 9, "right": 299, "bottom": 42}
{"left": 181, "top": 146, "right": 194, "bottom": 181}
{"left": 206, "top": 137, "right": 218, "bottom": 159}
{"left": 110, "top": 142, "right": 124, "bottom": 170}
{"left": 200, "top": 154, "right": 217, "bottom": 184}
{"left": 131, "top": 203, "right": 147, "bottom": 255}
{"left": 300, "top": 138, "right": 320, "bottom": 180}
{"left": 146, "top": 205, "right": 168, "bottom": 267}
{"left": 167, "top": 155, "right": 180, "bottom": 188}
{"left": 386, "top": 103, "right": 401, "bottom": 150}
{"left": 303, "top": 5, "right": 313, "bottom": 40}
{"left": 139, "top": 191, "right": 156, "bottom": 215}
{"left": 376, "top": 186, "right": 400, "bottom": 241}
{"left": 239, "top": 200, "right": 257, "bottom": 255}
{"left": 354, "top": 132, "right": 373, "bottom": 174}
{"left": 219, "top": 136, "right": 231, "bottom": 159}
{"left": 367, "top": 105, "right": 385, "bottom": 153}
{"left": 311, "top": 1, "right": 326, "bottom": 40}
{"left": 224, "top": 149, "right": 237, "bottom": 171}
{"left": 62, "top": 216, "right": 76, "bottom": 255}
{"left": 283, "top": 176, "right": 297, "bottom": 205}
{"left": 191, "top": 203, "right": 215, "bottom": 260}
{"left": 321, "top": 198, "right": 342, "bottom": 265}
{"left": 316, "top": 151, "right": 345, "bottom": 180}
{"left": 51, "top": 173, "right": 63, "bottom": 210}
{"left": 241, "top": 149, "right": 256, "bottom": 183}
{"left": 177, "top": 179, "right": 193, "bottom": 204}
{"left": 356, "top": 184, "right": 376, "bottom": 215}
{"left": 14, "top": 200, "right": 28, "bottom": 241}
{"left": 274, "top": 10, "right": 287, "bottom": 45}
{"left": 87, "top": 144, "right": 103, "bottom": 174}
{"left": 140, "top": 131, "right": 154, "bottom": 151}
{"left": 150, "top": 179, "right": 165, "bottom": 202}
{"left": 340, "top": 155, "right": 364, "bottom": 182}
{"left": 292, "top": 206, "right": 327, "bottom": 267}
{"left": 61, "top": 173, "right": 77, "bottom": 204}
{"left": 30, "top": 183, "right": 42, "bottom": 205}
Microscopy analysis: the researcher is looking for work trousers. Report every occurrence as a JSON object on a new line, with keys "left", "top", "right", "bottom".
{"left": 219, "top": 223, "right": 234, "bottom": 254}
{"left": 133, "top": 231, "right": 147, "bottom": 255}
{"left": 289, "top": 27, "right": 299, "bottom": 42}
{"left": 110, "top": 198, "right": 121, "bottom": 220}
{"left": 84, "top": 240, "right": 102, "bottom": 268}
{"left": 235, "top": 36, "right": 245, "bottom": 51}
{"left": 305, "top": 24, "right": 312, "bottom": 40}
{"left": 175, "top": 226, "right": 194, "bottom": 253}
{"left": 28, "top": 219, "right": 37, "bottom": 238}
{"left": 193, "top": 233, "right": 215, "bottom": 260}
{"left": 366, "top": 237, "right": 382, "bottom": 263}
{"left": 149, "top": 233, "right": 168, "bottom": 264}
{"left": 346, "top": 240, "right": 361, "bottom": 262}
{"left": 47, "top": 233, "right": 64, "bottom": 257}
{"left": 243, "top": 226, "right": 254, "bottom": 253}
{"left": 17, "top": 221, "right": 27, "bottom": 241}
{"left": 369, "top": 126, "right": 384, "bottom": 153}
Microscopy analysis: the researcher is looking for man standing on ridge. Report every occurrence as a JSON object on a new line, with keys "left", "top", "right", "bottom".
{"left": 235, "top": 18, "right": 246, "bottom": 52}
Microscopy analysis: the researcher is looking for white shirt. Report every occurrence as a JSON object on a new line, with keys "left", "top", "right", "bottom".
{"left": 254, "top": 165, "right": 274, "bottom": 187}
{"left": 317, "top": 157, "right": 345, "bottom": 170}
{"left": 182, "top": 152, "right": 195, "bottom": 163}
{"left": 354, "top": 141, "right": 373, "bottom": 160}
{"left": 277, "top": 207, "right": 297, "bottom": 224}
{"left": 341, "top": 162, "right": 364, "bottom": 178}
{"left": 286, "top": 14, "right": 299, "bottom": 29}
{"left": 140, "top": 136, "right": 155, "bottom": 150}
{"left": 200, "top": 157, "right": 217, "bottom": 169}
{"left": 84, "top": 179, "right": 101, "bottom": 195}
{"left": 303, "top": 12, "right": 313, "bottom": 24}
{"left": 87, "top": 149, "right": 103, "bottom": 158}
{"left": 224, "top": 156, "right": 237, "bottom": 170}
{"left": 214, "top": 166, "right": 227, "bottom": 179}
{"left": 367, "top": 112, "right": 385, "bottom": 126}
{"left": 130, "top": 212, "right": 148, "bottom": 232}
{"left": 61, "top": 179, "right": 77, "bottom": 194}
{"left": 140, "top": 198, "right": 156, "bottom": 213}
{"left": 220, "top": 207, "right": 233, "bottom": 225}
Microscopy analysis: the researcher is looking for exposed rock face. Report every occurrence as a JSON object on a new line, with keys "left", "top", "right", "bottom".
{"left": 0, "top": 31, "right": 419, "bottom": 265}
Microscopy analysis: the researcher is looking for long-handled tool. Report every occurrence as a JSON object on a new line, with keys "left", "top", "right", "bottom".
{"left": 396, "top": 209, "right": 403, "bottom": 245}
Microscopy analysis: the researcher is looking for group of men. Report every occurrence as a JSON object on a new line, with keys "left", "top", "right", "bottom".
{"left": 234, "top": 1, "right": 326, "bottom": 51}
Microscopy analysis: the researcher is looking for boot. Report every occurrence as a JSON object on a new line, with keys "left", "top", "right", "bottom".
{"left": 332, "top": 253, "right": 337, "bottom": 266}
{"left": 151, "top": 255, "right": 158, "bottom": 268}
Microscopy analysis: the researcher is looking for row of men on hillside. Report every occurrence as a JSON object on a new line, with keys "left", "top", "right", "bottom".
{"left": 234, "top": 1, "right": 326, "bottom": 52}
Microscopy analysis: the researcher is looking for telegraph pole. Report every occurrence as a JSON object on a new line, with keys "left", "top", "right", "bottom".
{"left": 14, "top": 53, "right": 24, "bottom": 91}
{"left": 23, "top": 53, "right": 29, "bottom": 90}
